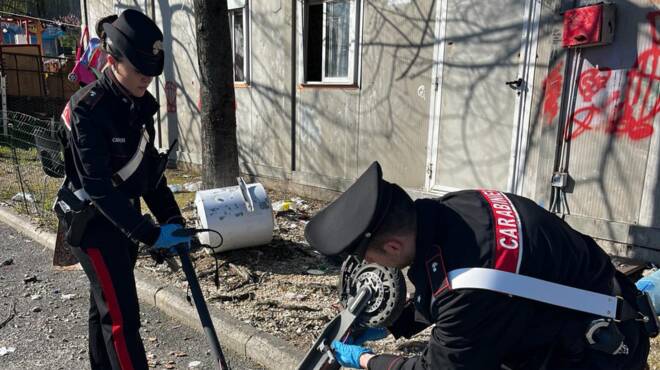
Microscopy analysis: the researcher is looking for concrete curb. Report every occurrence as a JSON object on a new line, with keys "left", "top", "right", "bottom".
{"left": 0, "top": 206, "right": 304, "bottom": 370}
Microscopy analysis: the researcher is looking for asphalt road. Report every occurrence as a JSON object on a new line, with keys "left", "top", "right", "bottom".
{"left": 0, "top": 222, "right": 263, "bottom": 370}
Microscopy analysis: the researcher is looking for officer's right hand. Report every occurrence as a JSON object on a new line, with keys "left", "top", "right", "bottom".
{"left": 331, "top": 340, "right": 372, "bottom": 369}
{"left": 153, "top": 224, "right": 192, "bottom": 253}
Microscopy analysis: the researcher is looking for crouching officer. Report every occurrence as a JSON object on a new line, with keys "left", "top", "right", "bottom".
{"left": 55, "top": 9, "right": 189, "bottom": 370}
{"left": 304, "top": 162, "right": 653, "bottom": 369}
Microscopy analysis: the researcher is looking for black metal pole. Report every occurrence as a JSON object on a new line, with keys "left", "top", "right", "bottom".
{"left": 290, "top": 0, "right": 296, "bottom": 172}
{"left": 176, "top": 246, "right": 229, "bottom": 370}
{"left": 150, "top": 0, "right": 162, "bottom": 148}
{"left": 82, "top": 0, "right": 89, "bottom": 28}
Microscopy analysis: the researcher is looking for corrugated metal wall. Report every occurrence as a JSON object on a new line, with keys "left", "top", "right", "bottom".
{"left": 530, "top": 0, "right": 660, "bottom": 262}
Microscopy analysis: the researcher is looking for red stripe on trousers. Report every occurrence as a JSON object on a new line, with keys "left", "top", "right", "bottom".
{"left": 86, "top": 248, "right": 135, "bottom": 370}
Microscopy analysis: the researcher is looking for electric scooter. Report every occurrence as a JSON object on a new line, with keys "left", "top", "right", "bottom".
{"left": 297, "top": 256, "right": 407, "bottom": 370}
{"left": 152, "top": 228, "right": 230, "bottom": 370}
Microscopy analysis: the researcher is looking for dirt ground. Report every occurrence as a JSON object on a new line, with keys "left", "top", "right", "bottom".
{"left": 136, "top": 171, "right": 428, "bottom": 357}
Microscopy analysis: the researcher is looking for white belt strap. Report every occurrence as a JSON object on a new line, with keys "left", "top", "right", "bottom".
{"left": 448, "top": 268, "right": 619, "bottom": 319}
{"left": 112, "top": 127, "right": 149, "bottom": 185}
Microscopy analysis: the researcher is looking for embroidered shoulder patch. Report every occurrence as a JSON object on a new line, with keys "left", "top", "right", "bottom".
{"left": 60, "top": 102, "right": 72, "bottom": 130}
{"left": 479, "top": 190, "right": 524, "bottom": 274}
{"left": 425, "top": 246, "right": 450, "bottom": 297}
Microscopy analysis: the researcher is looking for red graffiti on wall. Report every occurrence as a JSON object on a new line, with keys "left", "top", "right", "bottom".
{"left": 566, "top": 11, "right": 660, "bottom": 141}
{"left": 578, "top": 67, "right": 611, "bottom": 102}
{"left": 608, "top": 12, "right": 660, "bottom": 140}
{"left": 568, "top": 91, "right": 619, "bottom": 140}
{"left": 542, "top": 61, "right": 564, "bottom": 124}
{"left": 567, "top": 68, "right": 614, "bottom": 139}
{"left": 197, "top": 86, "right": 202, "bottom": 112}
{"left": 165, "top": 81, "right": 177, "bottom": 113}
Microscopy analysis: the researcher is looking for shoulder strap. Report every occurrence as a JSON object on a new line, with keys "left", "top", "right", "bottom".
{"left": 111, "top": 127, "right": 150, "bottom": 186}
{"left": 448, "top": 268, "right": 620, "bottom": 319}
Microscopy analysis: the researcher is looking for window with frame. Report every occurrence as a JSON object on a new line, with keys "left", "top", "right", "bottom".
{"left": 304, "top": 0, "right": 361, "bottom": 85}
{"left": 228, "top": 1, "right": 250, "bottom": 84}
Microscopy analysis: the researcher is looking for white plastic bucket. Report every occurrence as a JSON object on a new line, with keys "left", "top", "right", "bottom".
{"left": 194, "top": 178, "right": 274, "bottom": 253}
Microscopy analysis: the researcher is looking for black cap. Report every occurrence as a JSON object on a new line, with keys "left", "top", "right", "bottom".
{"left": 305, "top": 161, "right": 394, "bottom": 256}
{"left": 103, "top": 9, "right": 164, "bottom": 76}
{"left": 96, "top": 14, "right": 118, "bottom": 38}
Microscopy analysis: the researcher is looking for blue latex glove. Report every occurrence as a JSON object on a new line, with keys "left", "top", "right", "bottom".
{"left": 351, "top": 327, "right": 389, "bottom": 345}
{"left": 153, "top": 224, "right": 192, "bottom": 253}
{"left": 636, "top": 269, "right": 660, "bottom": 315}
{"left": 331, "top": 340, "right": 372, "bottom": 369}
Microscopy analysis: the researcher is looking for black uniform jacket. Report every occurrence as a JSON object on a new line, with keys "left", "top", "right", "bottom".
{"left": 369, "top": 190, "right": 649, "bottom": 370}
{"left": 61, "top": 69, "right": 183, "bottom": 246}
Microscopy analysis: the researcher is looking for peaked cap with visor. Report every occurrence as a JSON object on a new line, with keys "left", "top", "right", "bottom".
{"left": 103, "top": 9, "right": 164, "bottom": 77}
{"left": 304, "top": 161, "right": 401, "bottom": 258}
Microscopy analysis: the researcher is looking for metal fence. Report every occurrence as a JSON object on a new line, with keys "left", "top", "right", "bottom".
{"left": 0, "top": 111, "right": 63, "bottom": 230}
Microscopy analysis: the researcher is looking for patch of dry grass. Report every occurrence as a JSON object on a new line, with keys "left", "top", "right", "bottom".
{"left": 649, "top": 337, "right": 659, "bottom": 369}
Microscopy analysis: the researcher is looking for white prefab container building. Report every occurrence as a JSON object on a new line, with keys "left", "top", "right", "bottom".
{"left": 81, "top": 0, "right": 660, "bottom": 263}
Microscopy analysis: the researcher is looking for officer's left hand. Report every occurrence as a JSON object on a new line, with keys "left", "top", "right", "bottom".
{"left": 331, "top": 340, "right": 372, "bottom": 369}
{"left": 152, "top": 224, "right": 192, "bottom": 253}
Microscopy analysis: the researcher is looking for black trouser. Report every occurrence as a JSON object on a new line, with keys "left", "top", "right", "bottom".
{"left": 71, "top": 216, "right": 148, "bottom": 370}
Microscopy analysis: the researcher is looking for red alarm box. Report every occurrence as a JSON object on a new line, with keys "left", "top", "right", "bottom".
{"left": 563, "top": 3, "right": 616, "bottom": 48}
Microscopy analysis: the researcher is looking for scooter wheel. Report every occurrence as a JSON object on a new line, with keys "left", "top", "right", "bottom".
{"left": 347, "top": 263, "right": 406, "bottom": 328}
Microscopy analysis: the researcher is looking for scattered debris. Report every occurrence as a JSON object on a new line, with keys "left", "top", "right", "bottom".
{"left": 272, "top": 200, "right": 295, "bottom": 213}
{"left": 23, "top": 274, "right": 38, "bottom": 283}
{"left": 0, "top": 301, "right": 17, "bottom": 329}
{"left": 182, "top": 203, "right": 196, "bottom": 212}
{"left": 1, "top": 258, "right": 13, "bottom": 266}
{"left": 188, "top": 360, "right": 202, "bottom": 368}
{"left": 0, "top": 346, "right": 16, "bottom": 356}
{"left": 61, "top": 293, "right": 77, "bottom": 301}
{"left": 284, "top": 292, "right": 307, "bottom": 300}
{"left": 31, "top": 306, "right": 42, "bottom": 313}
{"left": 30, "top": 294, "right": 42, "bottom": 300}
{"left": 11, "top": 192, "right": 34, "bottom": 203}
{"left": 255, "top": 300, "right": 320, "bottom": 312}
{"left": 184, "top": 181, "right": 202, "bottom": 192}
{"left": 208, "top": 292, "right": 255, "bottom": 302}
{"left": 273, "top": 197, "right": 308, "bottom": 213}
{"left": 228, "top": 263, "right": 256, "bottom": 284}
{"left": 168, "top": 181, "right": 202, "bottom": 194}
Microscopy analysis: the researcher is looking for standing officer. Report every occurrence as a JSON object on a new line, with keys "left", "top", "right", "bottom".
{"left": 304, "top": 162, "right": 652, "bottom": 369}
{"left": 57, "top": 9, "right": 189, "bottom": 370}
